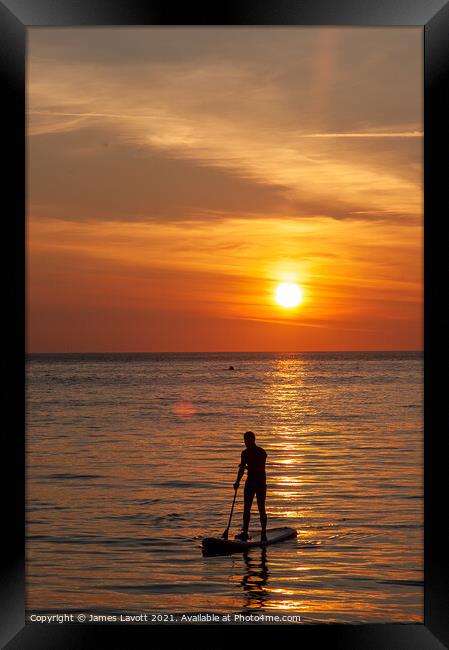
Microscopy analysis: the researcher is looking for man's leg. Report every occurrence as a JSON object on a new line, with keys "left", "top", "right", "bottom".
{"left": 256, "top": 484, "right": 267, "bottom": 539}
{"left": 243, "top": 482, "right": 256, "bottom": 533}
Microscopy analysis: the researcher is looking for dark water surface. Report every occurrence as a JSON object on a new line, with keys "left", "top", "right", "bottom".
{"left": 26, "top": 352, "right": 423, "bottom": 622}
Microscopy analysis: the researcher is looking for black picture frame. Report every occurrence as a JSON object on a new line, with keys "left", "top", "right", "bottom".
{"left": 2, "top": 0, "right": 448, "bottom": 648}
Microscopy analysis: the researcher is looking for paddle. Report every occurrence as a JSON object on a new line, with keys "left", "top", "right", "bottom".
{"left": 222, "top": 485, "right": 239, "bottom": 539}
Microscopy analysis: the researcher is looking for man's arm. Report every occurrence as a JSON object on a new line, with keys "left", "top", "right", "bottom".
{"left": 233, "top": 451, "right": 246, "bottom": 489}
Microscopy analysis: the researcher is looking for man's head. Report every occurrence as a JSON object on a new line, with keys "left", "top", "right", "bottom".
{"left": 244, "top": 431, "right": 256, "bottom": 447}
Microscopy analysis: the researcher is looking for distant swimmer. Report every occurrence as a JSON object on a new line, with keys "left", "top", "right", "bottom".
{"left": 228, "top": 365, "right": 234, "bottom": 370}
{"left": 233, "top": 431, "right": 267, "bottom": 542}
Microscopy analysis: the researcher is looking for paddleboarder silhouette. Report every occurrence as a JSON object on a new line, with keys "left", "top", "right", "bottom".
{"left": 234, "top": 431, "right": 267, "bottom": 542}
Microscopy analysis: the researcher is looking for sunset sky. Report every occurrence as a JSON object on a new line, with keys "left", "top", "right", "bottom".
{"left": 27, "top": 27, "right": 423, "bottom": 352}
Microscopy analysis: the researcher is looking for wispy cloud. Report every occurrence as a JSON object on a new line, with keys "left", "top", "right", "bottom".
{"left": 27, "top": 28, "right": 423, "bottom": 223}
{"left": 301, "top": 131, "right": 423, "bottom": 138}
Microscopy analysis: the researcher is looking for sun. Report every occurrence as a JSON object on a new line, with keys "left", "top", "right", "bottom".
{"left": 275, "top": 282, "right": 303, "bottom": 308}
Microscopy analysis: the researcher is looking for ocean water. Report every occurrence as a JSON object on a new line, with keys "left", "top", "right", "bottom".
{"left": 26, "top": 352, "right": 423, "bottom": 623}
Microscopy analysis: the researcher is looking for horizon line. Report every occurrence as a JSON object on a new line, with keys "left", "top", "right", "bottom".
{"left": 26, "top": 349, "right": 423, "bottom": 355}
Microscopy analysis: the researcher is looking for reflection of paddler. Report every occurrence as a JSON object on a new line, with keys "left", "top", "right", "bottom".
{"left": 241, "top": 548, "right": 269, "bottom": 609}
{"left": 228, "top": 365, "right": 234, "bottom": 370}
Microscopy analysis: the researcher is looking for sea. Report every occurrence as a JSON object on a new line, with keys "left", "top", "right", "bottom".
{"left": 26, "top": 351, "right": 423, "bottom": 623}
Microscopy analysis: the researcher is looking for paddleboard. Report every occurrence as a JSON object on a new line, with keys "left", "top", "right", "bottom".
{"left": 202, "top": 527, "right": 297, "bottom": 555}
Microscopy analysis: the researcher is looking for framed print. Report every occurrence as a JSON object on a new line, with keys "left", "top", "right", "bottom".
{"left": 1, "top": 1, "right": 448, "bottom": 648}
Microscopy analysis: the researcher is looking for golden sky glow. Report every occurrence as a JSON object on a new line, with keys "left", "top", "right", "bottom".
{"left": 27, "top": 28, "right": 423, "bottom": 352}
